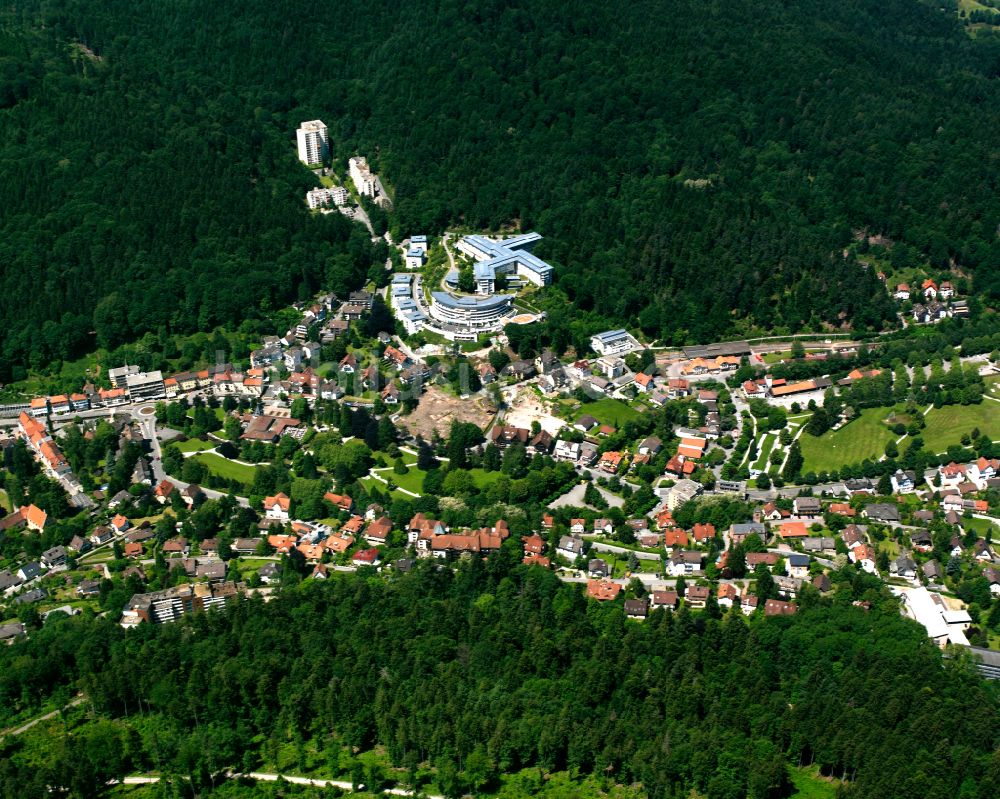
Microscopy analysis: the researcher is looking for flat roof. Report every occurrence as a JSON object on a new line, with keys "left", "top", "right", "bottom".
{"left": 431, "top": 292, "right": 514, "bottom": 311}
{"left": 593, "top": 329, "right": 631, "bottom": 342}
{"left": 460, "top": 233, "right": 553, "bottom": 281}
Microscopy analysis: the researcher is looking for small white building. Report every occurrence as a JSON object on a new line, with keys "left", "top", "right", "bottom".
{"left": 405, "top": 247, "right": 426, "bottom": 269}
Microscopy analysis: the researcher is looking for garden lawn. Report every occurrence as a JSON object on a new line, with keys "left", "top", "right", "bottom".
{"left": 382, "top": 466, "right": 427, "bottom": 494}
{"left": 799, "top": 407, "right": 897, "bottom": 473}
{"left": 921, "top": 402, "right": 1000, "bottom": 452}
{"left": 192, "top": 452, "right": 256, "bottom": 486}
{"left": 574, "top": 397, "right": 642, "bottom": 427}
{"left": 175, "top": 438, "right": 215, "bottom": 453}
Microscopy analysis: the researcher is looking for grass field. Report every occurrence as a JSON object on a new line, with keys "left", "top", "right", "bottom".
{"left": 922, "top": 402, "right": 1000, "bottom": 452}
{"left": 175, "top": 437, "right": 215, "bottom": 453}
{"left": 0, "top": 488, "right": 10, "bottom": 514}
{"left": 186, "top": 406, "right": 227, "bottom": 422}
{"left": 789, "top": 766, "right": 840, "bottom": 799}
{"left": 379, "top": 465, "right": 427, "bottom": 494}
{"left": 192, "top": 452, "right": 256, "bottom": 485}
{"left": 800, "top": 407, "right": 897, "bottom": 473}
{"left": 575, "top": 397, "right": 643, "bottom": 427}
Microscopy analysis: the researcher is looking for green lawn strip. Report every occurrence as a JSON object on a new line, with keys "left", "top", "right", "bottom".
{"left": 0, "top": 488, "right": 10, "bottom": 513}
{"left": 922, "top": 402, "right": 1000, "bottom": 452}
{"left": 752, "top": 433, "right": 776, "bottom": 471}
{"left": 799, "top": 406, "right": 897, "bottom": 473}
{"left": 192, "top": 452, "right": 256, "bottom": 485}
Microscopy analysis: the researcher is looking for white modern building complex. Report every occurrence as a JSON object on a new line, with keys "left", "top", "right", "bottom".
{"left": 455, "top": 232, "right": 554, "bottom": 294}
{"left": 428, "top": 292, "right": 515, "bottom": 338}
{"left": 349, "top": 156, "right": 389, "bottom": 205}
{"left": 306, "top": 186, "right": 349, "bottom": 209}
{"left": 590, "top": 329, "right": 641, "bottom": 356}
{"left": 405, "top": 247, "right": 426, "bottom": 269}
{"left": 296, "top": 120, "right": 329, "bottom": 166}
{"left": 124, "top": 371, "right": 166, "bottom": 401}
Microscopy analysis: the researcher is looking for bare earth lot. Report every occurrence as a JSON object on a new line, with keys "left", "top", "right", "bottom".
{"left": 401, "top": 385, "right": 496, "bottom": 439}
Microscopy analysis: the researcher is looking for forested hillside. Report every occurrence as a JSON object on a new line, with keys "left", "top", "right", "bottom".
{"left": 0, "top": 562, "right": 998, "bottom": 798}
{"left": 3, "top": 0, "right": 1000, "bottom": 375}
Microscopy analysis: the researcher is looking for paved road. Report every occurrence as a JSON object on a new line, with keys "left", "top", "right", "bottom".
{"left": 112, "top": 771, "right": 444, "bottom": 798}
{"left": 0, "top": 696, "right": 85, "bottom": 740}
{"left": 134, "top": 406, "right": 250, "bottom": 509}
{"left": 588, "top": 540, "right": 661, "bottom": 561}
{"left": 548, "top": 481, "right": 624, "bottom": 509}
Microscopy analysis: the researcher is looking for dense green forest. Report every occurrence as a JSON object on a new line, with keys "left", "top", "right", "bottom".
{"left": 4, "top": 0, "right": 1000, "bottom": 377}
{"left": 0, "top": 561, "right": 998, "bottom": 798}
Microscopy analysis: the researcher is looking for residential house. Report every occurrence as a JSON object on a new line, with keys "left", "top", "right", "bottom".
{"left": 624, "top": 598, "right": 648, "bottom": 619}
{"left": 638, "top": 436, "right": 662, "bottom": 456}
{"left": 786, "top": 553, "right": 810, "bottom": 580}
{"left": 154, "top": 480, "right": 175, "bottom": 505}
{"left": 41, "top": 546, "right": 68, "bottom": 570}
{"left": 850, "top": 544, "right": 878, "bottom": 574}
{"left": 557, "top": 535, "right": 584, "bottom": 561}
{"left": 691, "top": 523, "right": 716, "bottom": 545}
{"left": 651, "top": 590, "right": 678, "bottom": 610}
{"left": 588, "top": 558, "right": 611, "bottom": 578}
{"left": 729, "top": 522, "right": 767, "bottom": 544}
{"left": 365, "top": 517, "right": 393, "bottom": 546}
{"left": 685, "top": 584, "right": 711, "bottom": 609}
{"left": 890, "top": 555, "right": 918, "bottom": 580}
{"left": 746, "top": 552, "right": 779, "bottom": 570}
{"left": 793, "top": 497, "right": 821, "bottom": 518}
{"left": 668, "top": 550, "right": 702, "bottom": 576}
{"left": 663, "top": 528, "right": 689, "bottom": 548}
{"left": 890, "top": 469, "right": 917, "bottom": 494}
{"left": 586, "top": 580, "right": 622, "bottom": 601}
{"left": 717, "top": 583, "right": 739, "bottom": 608}
{"left": 863, "top": 503, "right": 900, "bottom": 523}
{"left": 263, "top": 492, "right": 291, "bottom": 522}
{"left": 90, "top": 526, "right": 115, "bottom": 546}
{"left": 764, "top": 599, "right": 797, "bottom": 617}
{"left": 598, "top": 451, "right": 625, "bottom": 474}
{"left": 778, "top": 521, "right": 809, "bottom": 539}
{"left": 324, "top": 492, "right": 354, "bottom": 513}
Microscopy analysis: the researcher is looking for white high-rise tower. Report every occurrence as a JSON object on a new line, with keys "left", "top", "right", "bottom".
{"left": 296, "top": 120, "right": 329, "bottom": 165}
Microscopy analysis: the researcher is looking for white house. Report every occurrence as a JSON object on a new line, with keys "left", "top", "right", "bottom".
{"left": 263, "top": 493, "right": 291, "bottom": 523}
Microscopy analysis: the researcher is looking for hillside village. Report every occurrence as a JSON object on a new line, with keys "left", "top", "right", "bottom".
{"left": 0, "top": 134, "right": 999, "bottom": 678}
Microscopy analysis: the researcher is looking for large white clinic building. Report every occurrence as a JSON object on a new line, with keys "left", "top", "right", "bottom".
{"left": 296, "top": 120, "right": 329, "bottom": 165}
{"left": 455, "top": 232, "right": 554, "bottom": 294}
{"left": 428, "top": 292, "right": 515, "bottom": 339}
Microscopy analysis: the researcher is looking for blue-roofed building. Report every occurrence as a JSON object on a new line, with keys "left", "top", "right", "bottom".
{"left": 393, "top": 297, "right": 427, "bottom": 335}
{"left": 405, "top": 247, "right": 426, "bottom": 269}
{"left": 455, "top": 232, "right": 553, "bottom": 294}
{"left": 410, "top": 235, "right": 428, "bottom": 254}
{"left": 429, "top": 291, "right": 515, "bottom": 331}
{"left": 590, "top": 329, "right": 640, "bottom": 356}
